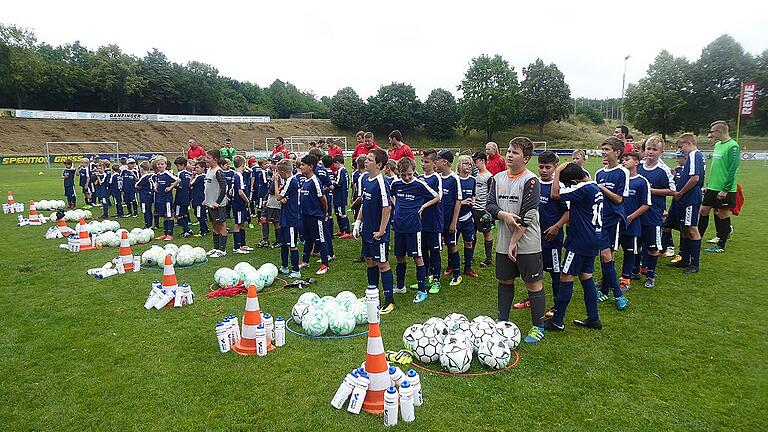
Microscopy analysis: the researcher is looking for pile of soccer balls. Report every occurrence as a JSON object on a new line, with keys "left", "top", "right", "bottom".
{"left": 34, "top": 200, "right": 66, "bottom": 211}
{"left": 213, "top": 262, "right": 279, "bottom": 292}
{"left": 402, "top": 314, "right": 521, "bottom": 373}
{"left": 94, "top": 228, "right": 154, "bottom": 248}
{"left": 291, "top": 291, "right": 367, "bottom": 337}
{"left": 60, "top": 209, "right": 93, "bottom": 222}
{"left": 141, "top": 244, "right": 207, "bottom": 268}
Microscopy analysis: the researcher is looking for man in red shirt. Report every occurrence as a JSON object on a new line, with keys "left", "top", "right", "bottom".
{"left": 271, "top": 137, "right": 290, "bottom": 158}
{"left": 185, "top": 138, "right": 206, "bottom": 161}
{"left": 615, "top": 125, "right": 633, "bottom": 154}
{"left": 351, "top": 132, "right": 378, "bottom": 158}
{"left": 485, "top": 141, "right": 505, "bottom": 175}
{"left": 327, "top": 138, "right": 344, "bottom": 159}
{"left": 387, "top": 129, "right": 415, "bottom": 161}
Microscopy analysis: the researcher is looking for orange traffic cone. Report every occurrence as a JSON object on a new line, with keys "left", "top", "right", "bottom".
{"left": 162, "top": 253, "right": 178, "bottom": 290}
{"left": 362, "top": 286, "right": 389, "bottom": 415}
{"left": 7, "top": 191, "right": 15, "bottom": 206}
{"left": 28, "top": 201, "right": 41, "bottom": 225}
{"left": 77, "top": 218, "right": 93, "bottom": 251}
{"left": 233, "top": 284, "right": 275, "bottom": 355}
{"left": 57, "top": 218, "right": 71, "bottom": 237}
{"left": 119, "top": 231, "right": 135, "bottom": 272}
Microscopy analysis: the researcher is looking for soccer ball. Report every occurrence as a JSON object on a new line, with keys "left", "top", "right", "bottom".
{"left": 402, "top": 324, "right": 425, "bottom": 350}
{"left": 329, "top": 310, "right": 357, "bottom": 335}
{"left": 192, "top": 247, "right": 207, "bottom": 262}
{"left": 445, "top": 313, "right": 469, "bottom": 323}
{"left": 259, "top": 263, "right": 279, "bottom": 286}
{"left": 291, "top": 302, "right": 315, "bottom": 325}
{"left": 472, "top": 315, "right": 496, "bottom": 326}
{"left": 335, "top": 291, "right": 358, "bottom": 310}
{"left": 234, "top": 262, "right": 256, "bottom": 282}
{"left": 439, "top": 342, "right": 472, "bottom": 374}
{"left": 298, "top": 292, "right": 321, "bottom": 306}
{"left": 242, "top": 270, "right": 265, "bottom": 292}
{"left": 413, "top": 334, "right": 441, "bottom": 364}
{"left": 141, "top": 249, "right": 157, "bottom": 266}
{"left": 495, "top": 321, "right": 521, "bottom": 351}
{"left": 446, "top": 319, "right": 471, "bottom": 336}
{"left": 301, "top": 309, "right": 329, "bottom": 336}
{"left": 424, "top": 318, "right": 449, "bottom": 343}
{"left": 477, "top": 335, "right": 512, "bottom": 370}
{"left": 349, "top": 299, "right": 368, "bottom": 325}
{"left": 214, "top": 267, "right": 239, "bottom": 288}
{"left": 140, "top": 229, "right": 154, "bottom": 244}
{"left": 443, "top": 332, "right": 473, "bottom": 353}
{"left": 317, "top": 295, "right": 338, "bottom": 311}
{"left": 176, "top": 249, "right": 195, "bottom": 267}
{"left": 424, "top": 317, "right": 441, "bottom": 327}
{"left": 320, "top": 300, "right": 343, "bottom": 320}
{"left": 469, "top": 321, "right": 497, "bottom": 352}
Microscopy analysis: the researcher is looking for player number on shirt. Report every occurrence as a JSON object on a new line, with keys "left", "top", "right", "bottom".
{"left": 591, "top": 202, "right": 603, "bottom": 227}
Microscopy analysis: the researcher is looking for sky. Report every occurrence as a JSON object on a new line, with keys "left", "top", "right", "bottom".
{"left": 3, "top": 0, "right": 767, "bottom": 101}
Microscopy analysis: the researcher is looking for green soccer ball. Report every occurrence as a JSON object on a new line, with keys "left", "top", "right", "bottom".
{"left": 329, "top": 311, "right": 357, "bottom": 336}
{"left": 350, "top": 299, "right": 368, "bottom": 325}
{"left": 335, "top": 291, "right": 358, "bottom": 311}
{"left": 301, "top": 309, "right": 329, "bottom": 336}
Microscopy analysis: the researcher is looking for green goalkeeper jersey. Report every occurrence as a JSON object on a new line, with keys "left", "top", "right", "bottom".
{"left": 706, "top": 138, "right": 739, "bottom": 192}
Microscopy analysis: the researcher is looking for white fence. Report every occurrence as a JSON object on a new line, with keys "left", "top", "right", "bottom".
{"left": 15, "top": 109, "right": 270, "bottom": 124}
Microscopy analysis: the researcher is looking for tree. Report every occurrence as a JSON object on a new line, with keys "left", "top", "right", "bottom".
{"left": 89, "top": 45, "right": 144, "bottom": 112}
{"left": 423, "top": 88, "right": 459, "bottom": 139}
{"left": 520, "top": 59, "right": 572, "bottom": 138}
{"left": 330, "top": 87, "right": 365, "bottom": 129}
{"left": 458, "top": 54, "right": 520, "bottom": 141}
{"left": 623, "top": 50, "right": 691, "bottom": 141}
{"left": 575, "top": 105, "right": 604, "bottom": 124}
{"left": 365, "top": 82, "right": 422, "bottom": 132}
{"left": 0, "top": 24, "right": 45, "bottom": 108}
{"left": 138, "top": 49, "right": 178, "bottom": 113}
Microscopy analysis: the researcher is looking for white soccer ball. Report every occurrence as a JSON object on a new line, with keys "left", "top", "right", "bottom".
{"left": 495, "top": 321, "right": 521, "bottom": 351}
{"left": 176, "top": 249, "right": 195, "bottom": 267}
{"left": 127, "top": 232, "right": 138, "bottom": 246}
{"left": 83, "top": 210, "right": 92, "bottom": 220}
{"left": 234, "top": 262, "right": 256, "bottom": 282}
{"left": 179, "top": 244, "right": 193, "bottom": 253}
{"left": 472, "top": 315, "right": 496, "bottom": 326}
{"left": 298, "top": 292, "right": 321, "bottom": 306}
{"left": 402, "top": 324, "right": 425, "bottom": 350}
{"left": 192, "top": 247, "right": 207, "bottom": 262}
{"left": 443, "top": 332, "right": 473, "bottom": 353}
{"left": 242, "top": 270, "right": 265, "bottom": 292}
{"left": 214, "top": 267, "right": 239, "bottom": 288}
{"left": 446, "top": 319, "right": 471, "bottom": 336}
{"left": 439, "top": 341, "right": 472, "bottom": 374}
{"left": 141, "top": 249, "right": 158, "bottom": 266}
{"left": 259, "top": 263, "right": 279, "bottom": 286}
{"left": 424, "top": 318, "right": 450, "bottom": 343}
{"left": 317, "top": 295, "right": 338, "bottom": 310}
{"left": 469, "top": 321, "right": 497, "bottom": 352}
{"left": 349, "top": 299, "right": 368, "bottom": 325}
{"left": 477, "top": 335, "right": 512, "bottom": 370}
{"left": 164, "top": 243, "right": 179, "bottom": 254}
{"left": 445, "top": 313, "right": 469, "bottom": 323}
{"left": 301, "top": 309, "right": 329, "bottom": 336}
{"left": 140, "top": 229, "right": 154, "bottom": 244}
{"left": 291, "top": 302, "right": 316, "bottom": 325}
{"left": 413, "top": 334, "right": 441, "bottom": 364}
{"left": 329, "top": 310, "right": 357, "bottom": 335}
{"left": 335, "top": 291, "right": 358, "bottom": 310}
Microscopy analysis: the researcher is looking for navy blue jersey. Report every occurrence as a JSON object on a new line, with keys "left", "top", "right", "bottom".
{"left": 673, "top": 166, "right": 684, "bottom": 190}
{"left": 175, "top": 170, "right": 193, "bottom": 205}
{"left": 154, "top": 171, "right": 178, "bottom": 204}
{"left": 94, "top": 172, "right": 109, "bottom": 198}
{"left": 352, "top": 170, "right": 364, "bottom": 199}
{"left": 222, "top": 169, "right": 235, "bottom": 200}
{"left": 678, "top": 150, "right": 705, "bottom": 206}
{"left": 419, "top": 173, "right": 443, "bottom": 233}
{"left": 560, "top": 181, "right": 604, "bottom": 257}
{"left": 279, "top": 175, "right": 301, "bottom": 228}
{"left": 333, "top": 166, "right": 349, "bottom": 207}
{"left": 190, "top": 173, "right": 206, "bottom": 206}
{"left": 300, "top": 175, "right": 326, "bottom": 218}
{"left": 539, "top": 180, "right": 569, "bottom": 248}
{"left": 122, "top": 168, "right": 139, "bottom": 193}
{"left": 137, "top": 173, "right": 154, "bottom": 202}
{"left": 63, "top": 168, "right": 75, "bottom": 190}
{"left": 638, "top": 161, "right": 676, "bottom": 226}
{"left": 254, "top": 168, "right": 269, "bottom": 200}
{"left": 623, "top": 175, "right": 651, "bottom": 237}
{"left": 390, "top": 178, "right": 438, "bottom": 233}
{"left": 595, "top": 165, "right": 629, "bottom": 227}
{"left": 89, "top": 162, "right": 99, "bottom": 183}
{"left": 440, "top": 172, "right": 463, "bottom": 227}
{"left": 109, "top": 172, "right": 122, "bottom": 194}
{"left": 457, "top": 175, "right": 476, "bottom": 220}
{"left": 315, "top": 165, "right": 333, "bottom": 203}
{"left": 242, "top": 168, "right": 252, "bottom": 198}
{"left": 361, "top": 173, "right": 391, "bottom": 243}
{"left": 231, "top": 172, "right": 249, "bottom": 210}
{"left": 77, "top": 166, "right": 90, "bottom": 186}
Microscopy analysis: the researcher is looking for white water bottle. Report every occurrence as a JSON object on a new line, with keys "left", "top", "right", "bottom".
{"left": 399, "top": 380, "right": 415, "bottom": 422}
{"left": 215, "top": 322, "right": 230, "bottom": 353}
{"left": 263, "top": 313, "right": 275, "bottom": 342}
{"left": 255, "top": 324, "right": 267, "bottom": 356}
{"left": 330, "top": 369, "right": 358, "bottom": 409}
{"left": 388, "top": 366, "right": 405, "bottom": 387}
{"left": 407, "top": 369, "right": 423, "bottom": 406}
{"left": 383, "top": 386, "right": 399, "bottom": 426}
{"left": 274, "top": 316, "right": 286, "bottom": 347}
{"left": 346, "top": 370, "right": 369, "bottom": 415}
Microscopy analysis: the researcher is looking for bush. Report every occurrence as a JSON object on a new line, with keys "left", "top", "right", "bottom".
{"left": 576, "top": 105, "right": 604, "bottom": 124}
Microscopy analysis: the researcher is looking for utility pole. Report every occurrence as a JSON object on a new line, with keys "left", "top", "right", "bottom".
{"left": 621, "top": 54, "right": 630, "bottom": 124}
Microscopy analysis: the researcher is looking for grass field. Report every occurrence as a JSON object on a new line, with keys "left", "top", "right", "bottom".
{"left": 1, "top": 158, "right": 766, "bottom": 431}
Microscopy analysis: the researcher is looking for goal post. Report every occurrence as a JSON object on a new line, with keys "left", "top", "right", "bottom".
{"left": 45, "top": 141, "right": 119, "bottom": 170}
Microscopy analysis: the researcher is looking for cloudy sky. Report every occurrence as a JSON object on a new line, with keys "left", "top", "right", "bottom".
{"left": 3, "top": 0, "right": 767, "bottom": 100}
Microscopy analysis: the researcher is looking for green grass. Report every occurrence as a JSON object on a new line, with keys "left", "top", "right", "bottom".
{"left": 1, "top": 160, "right": 766, "bottom": 431}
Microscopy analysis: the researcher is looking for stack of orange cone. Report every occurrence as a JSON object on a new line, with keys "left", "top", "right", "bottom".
{"left": 119, "top": 231, "right": 135, "bottom": 272}
{"left": 233, "top": 284, "right": 275, "bottom": 355}
{"left": 362, "top": 286, "right": 389, "bottom": 414}
{"left": 57, "top": 218, "right": 71, "bottom": 237}
{"left": 7, "top": 191, "right": 15, "bottom": 206}
{"left": 28, "top": 201, "right": 41, "bottom": 225}
{"left": 77, "top": 218, "right": 93, "bottom": 250}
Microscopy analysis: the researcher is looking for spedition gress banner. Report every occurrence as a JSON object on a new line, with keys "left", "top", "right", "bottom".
{"left": 0, "top": 153, "right": 167, "bottom": 165}
{"left": 0, "top": 155, "right": 49, "bottom": 164}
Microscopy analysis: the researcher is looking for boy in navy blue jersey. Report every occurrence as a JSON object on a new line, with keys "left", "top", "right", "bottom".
{"left": 435, "top": 149, "right": 464, "bottom": 287}
{"left": 76, "top": 158, "right": 92, "bottom": 208}
{"left": 94, "top": 162, "right": 110, "bottom": 218}
{"left": 231, "top": 155, "right": 252, "bottom": 254}
{"left": 595, "top": 137, "right": 631, "bottom": 311}
{"left": 637, "top": 137, "right": 676, "bottom": 288}
{"left": 252, "top": 159, "right": 268, "bottom": 226}
{"left": 350, "top": 155, "right": 368, "bottom": 263}
{"left": 242, "top": 160, "right": 253, "bottom": 229}
{"left": 300, "top": 154, "right": 331, "bottom": 275}
{"left": 662, "top": 151, "right": 687, "bottom": 260}
{"left": 456, "top": 155, "right": 478, "bottom": 278}
{"left": 154, "top": 157, "right": 180, "bottom": 240}
{"left": 221, "top": 158, "right": 235, "bottom": 219}
{"left": 260, "top": 157, "right": 282, "bottom": 248}
{"left": 353, "top": 148, "right": 395, "bottom": 313}
{"left": 619, "top": 152, "right": 651, "bottom": 289}
{"left": 136, "top": 161, "right": 154, "bottom": 228}
{"left": 89, "top": 158, "right": 100, "bottom": 206}
{"left": 390, "top": 157, "right": 440, "bottom": 303}
{"left": 122, "top": 158, "right": 139, "bottom": 217}
{"left": 110, "top": 165, "right": 125, "bottom": 217}
{"left": 332, "top": 155, "right": 353, "bottom": 239}
{"left": 62, "top": 160, "right": 76, "bottom": 208}
{"left": 418, "top": 149, "right": 444, "bottom": 293}
{"left": 546, "top": 162, "right": 605, "bottom": 331}
{"left": 174, "top": 157, "right": 194, "bottom": 238}
{"left": 190, "top": 161, "right": 209, "bottom": 236}
{"left": 534, "top": 151, "right": 569, "bottom": 317}
{"left": 275, "top": 159, "right": 303, "bottom": 278}
{"left": 318, "top": 154, "right": 336, "bottom": 261}
{"left": 672, "top": 133, "right": 705, "bottom": 274}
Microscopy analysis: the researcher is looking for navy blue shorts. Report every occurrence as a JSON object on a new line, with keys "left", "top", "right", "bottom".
{"left": 334, "top": 205, "right": 346, "bottom": 217}
{"left": 542, "top": 247, "right": 562, "bottom": 273}
{"left": 641, "top": 225, "right": 662, "bottom": 252}
{"left": 175, "top": 202, "right": 190, "bottom": 218}
{"left": 363, "top": 239, "right": 389, "bottom": 263}
{"left": 600, "top": 223, "right": 621, "bottom": 251}
{"left": 619, "top": 234, "right": 639, "bottom": 253}
{"left": 192, "top": 204, "right": 206, "bottom": 219}
{"left": 662, "top": 203, "right": 680, "bottom": 230}
{"left": 394, "top": 232, "right": 422, "bottom": 257}
{"left": 442, "top": 230, "right": 457, "bottom": 246}
{"left": 281, "top": 226, "right": 300, "bottom": 248}
{"left": 422, "top": 231, "right": 441, "bottom": 253}
{"left": 457, "top": 217, "right": 475, "bottom": 242}
{"left": 678, "top": 202, "right": 700, "bottom": 227}
{"left": 561, "top": 250, "right": 596, "bottom": 277}
{"left": 302, "top": 215, "right": 327, "bottom": 244}
{"left": 155, "top": 201, "right": 173, "bottom": 218}
{"left": 233, "top": 208, "right": 250, "bottom": 225}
